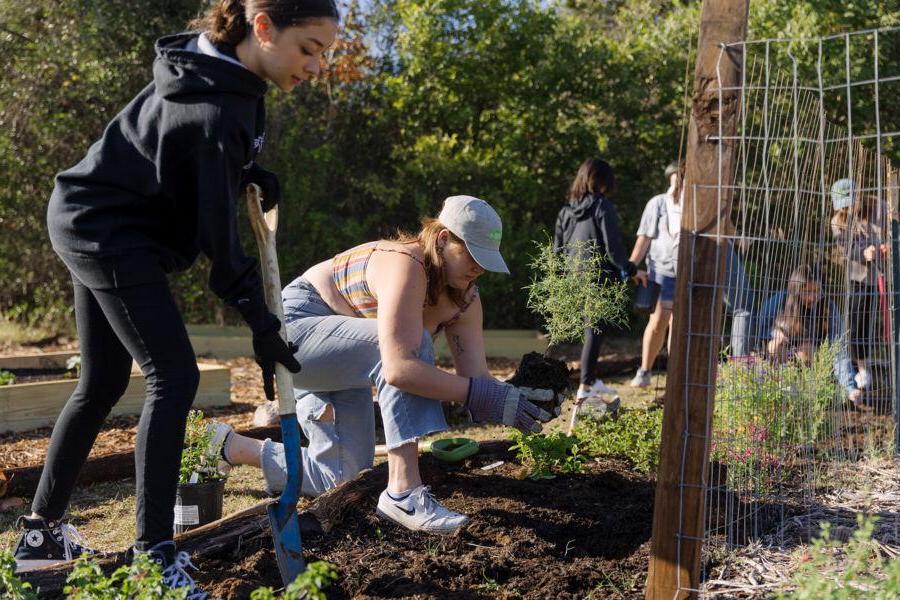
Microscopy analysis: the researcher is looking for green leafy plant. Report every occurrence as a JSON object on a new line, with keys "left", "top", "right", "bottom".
{"left": 777, "top": 515, "right": 900, "bottom": 599}
{"left": 250, "top": 561, "right": 339, "bottom": 600}
{"left": 713, "top": 343, "right": 840, "bottom": 493}
{"left": 64, "top": 553, "right": 187, "bottom": 599}
{"left": 0, "top": 370, "right": 16, "bottom": 385}
{"left": 509, "top": 430, "right": 587, "bottom": 479}
{"left": 179, "top": 410, "right": 228, "bottom": 485}
{"left": 526, "top": 239, "right": 629, "bottom": 345}
{"left": 0, "top": 551, "right": 37, "bottom": 600}
{"left": 574, "top": 408, "right": 663, "bottom": 474}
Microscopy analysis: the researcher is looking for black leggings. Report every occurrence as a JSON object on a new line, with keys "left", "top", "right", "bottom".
{"left": 580, "top": 323, "right": 603, "bottom": 386}
{"left": 31, "top": 275, "right": 198, "bottom": 551}
{"left": 849, "top": 281, "right": 877, "bottom": 362}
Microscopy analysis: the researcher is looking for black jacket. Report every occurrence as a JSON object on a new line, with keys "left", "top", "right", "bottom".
{"left": 47, "top": 33, "right": 274, "bottom": 332}
{"left": 553, "top": 194, "right": 633, "bottom": 282}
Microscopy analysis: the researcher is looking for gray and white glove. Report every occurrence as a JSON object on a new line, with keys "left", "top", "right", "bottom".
{"left": 466, "top": 378, "right": 558, "bottom": 434}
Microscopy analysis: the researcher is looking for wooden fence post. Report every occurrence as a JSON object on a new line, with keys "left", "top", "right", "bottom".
{"left": 645, "top": 1, "right": 750, "bottom": 598}
{"left": 890, "top": 168, "right": 900, "bottom": 454}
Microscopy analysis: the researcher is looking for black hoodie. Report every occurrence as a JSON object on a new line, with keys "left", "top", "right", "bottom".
{"left": 553, "top": 194, "right": 633, "bottom": 282}
{"left": 47, "top": 33, "right": 274, "bottom": 332}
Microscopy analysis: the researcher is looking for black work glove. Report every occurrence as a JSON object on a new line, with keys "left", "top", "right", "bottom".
{"left": 252, "top": 325, "right": 302, "bottom": 400}
{"left": 243, "top": 163, "right": 281, "bottom": 212}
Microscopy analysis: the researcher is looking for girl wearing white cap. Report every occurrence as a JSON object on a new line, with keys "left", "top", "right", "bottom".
{"left": 830, "top": 179, "right": 887, "bottom": 394}
{"left": 213, "top": 195, "right": 556, "bottom": 534}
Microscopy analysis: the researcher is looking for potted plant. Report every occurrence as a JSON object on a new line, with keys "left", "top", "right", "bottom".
{"left": 174, "top": 410, "right": 229, "bottom": 534}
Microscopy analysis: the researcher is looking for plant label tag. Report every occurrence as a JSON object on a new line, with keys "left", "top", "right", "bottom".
{"left": 174, "top": 504, "right": 200, "bottom": 525}
{"left": 480, "top": 460, "right": 504, "bottom": 471}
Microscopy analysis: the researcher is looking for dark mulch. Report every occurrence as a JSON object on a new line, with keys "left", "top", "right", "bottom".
{"left": 196, "top": 451, "right": 654, "bottom": 599}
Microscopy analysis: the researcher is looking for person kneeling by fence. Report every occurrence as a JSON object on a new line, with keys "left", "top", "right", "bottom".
{"left": 757, "top": 263, "right": 861, "bottom": 405}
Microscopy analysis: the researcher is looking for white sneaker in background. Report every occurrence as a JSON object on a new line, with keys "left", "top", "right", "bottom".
{"left": 376, "top": 485, "right": 469, "bottom": 535}
{"left": 576, "top": 378, "right": 618, "bottom": 401}
{"left": 854, "top": 369, "right": 872, "bottom": 390}
{"left": 630, "top": 369, "right": 651, "bottom": 388}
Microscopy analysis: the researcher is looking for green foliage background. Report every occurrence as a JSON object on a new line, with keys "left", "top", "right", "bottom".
{"left": 1, "top": 0, "right": 898, "bottom": 330}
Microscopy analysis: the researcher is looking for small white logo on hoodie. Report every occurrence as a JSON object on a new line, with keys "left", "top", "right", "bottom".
{"left": 244, "top": 133, "right": 266, "bottom": 169}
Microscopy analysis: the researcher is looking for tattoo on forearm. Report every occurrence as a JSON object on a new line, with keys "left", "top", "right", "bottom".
{"left": 451, "top": 334, "right": 464, "bottom": 355}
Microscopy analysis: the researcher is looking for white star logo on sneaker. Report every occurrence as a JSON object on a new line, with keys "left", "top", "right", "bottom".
{"left": 25, "top": 530, "right": 44, "bottom": 547}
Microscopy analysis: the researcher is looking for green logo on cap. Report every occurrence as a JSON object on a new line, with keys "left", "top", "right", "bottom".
{"left": 489, "top": 229, "right": 502, "bottom": 243}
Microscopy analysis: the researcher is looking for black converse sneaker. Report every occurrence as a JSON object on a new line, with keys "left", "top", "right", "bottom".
{"left": 137, "top": 541, "right": 210, "bottom": 600}
{"left": 13, "top": 515, "right": 97, "bottom": 572}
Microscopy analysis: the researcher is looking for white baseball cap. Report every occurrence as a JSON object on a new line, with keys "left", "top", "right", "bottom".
{"left": 438, "top": 195, "right": 510, "bottom": 274}
{"left": 831, "top": 178, "right": 856, "bottom": 210}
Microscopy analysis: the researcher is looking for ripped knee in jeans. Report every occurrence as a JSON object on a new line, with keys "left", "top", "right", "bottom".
{"left": 310, "top": 402, "right": 335, "bottom": 424}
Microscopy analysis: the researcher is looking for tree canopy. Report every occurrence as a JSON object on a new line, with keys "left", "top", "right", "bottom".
{"left": 1, "top": 0, "right": 898, "bottom": 330}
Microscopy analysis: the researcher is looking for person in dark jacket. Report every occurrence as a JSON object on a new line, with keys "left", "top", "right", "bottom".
{"left": 553, "top": 158, "right": 638, "bottom": 411}
{"left": 12, "top": 1, "right": 339, "bottom": 596}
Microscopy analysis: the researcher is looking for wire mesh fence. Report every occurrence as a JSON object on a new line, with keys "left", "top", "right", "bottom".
{"left": 674, "top": 26, "right": 900, "bottom": 588}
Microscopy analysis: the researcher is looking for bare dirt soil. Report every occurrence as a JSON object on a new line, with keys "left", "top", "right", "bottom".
{"left": 196, "top": 450, "right": 654, "bottom": 599}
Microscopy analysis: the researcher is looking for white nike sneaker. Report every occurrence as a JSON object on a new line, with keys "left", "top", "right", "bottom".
{"left": 576, "top": 378, "right": 619, "bottom": 401}
{"left": 376, "top": 485, "right": 469, "bottom": 535}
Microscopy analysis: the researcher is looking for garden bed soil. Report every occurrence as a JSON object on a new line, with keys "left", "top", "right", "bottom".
{"left": 194, "top": 449, "right": 654, "bottom": 599}
{"left": 0, "top": 368, "right": 73, "bottom": 385}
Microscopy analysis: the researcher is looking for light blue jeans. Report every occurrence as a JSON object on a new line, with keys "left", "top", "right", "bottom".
{"left": 260, "top": 278, "right": 448, "bottom": 496}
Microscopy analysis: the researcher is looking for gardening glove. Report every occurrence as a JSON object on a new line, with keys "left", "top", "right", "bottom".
{"left": 252, "top": 323, "right": 302, "bottom": 401}
{"left": 243, "top": 163, "right": 281, "bottom": 212}
{"left": 466, "top": 378, "right": 555, "bottom": 434}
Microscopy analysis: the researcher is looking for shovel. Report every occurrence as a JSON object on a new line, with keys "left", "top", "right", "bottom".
{"left": 246, "top": 184, "right": 305, "bottom": 585}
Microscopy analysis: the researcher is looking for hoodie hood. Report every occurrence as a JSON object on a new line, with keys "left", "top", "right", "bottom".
{"left": 153, "top": 33, "right": 268, "bottom": 101}
{"left": 569, "top": 194, "right": 600, "bottom": 219}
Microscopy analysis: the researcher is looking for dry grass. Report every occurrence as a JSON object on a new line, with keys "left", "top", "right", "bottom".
{"left": 1, "top": 465, "right": 272, "bottom": 553}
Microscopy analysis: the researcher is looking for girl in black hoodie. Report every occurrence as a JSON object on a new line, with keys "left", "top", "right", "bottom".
{"left": 14, "top": 1, "right": 339, "bottom": 596}
{"left": 553, "top": 158, "right": 638, "bottom": 413}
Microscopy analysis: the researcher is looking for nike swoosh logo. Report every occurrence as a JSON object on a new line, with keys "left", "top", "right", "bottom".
{"left": 394, "top": 504, "right": 416, "bottom": 516}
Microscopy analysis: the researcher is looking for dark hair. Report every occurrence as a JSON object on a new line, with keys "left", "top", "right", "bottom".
{"left": 190, "top": 0, "right": 340, "bottom": 46}
{"left": 568, "top": 158, "right": 616, "bottom": 203}
{"left": 773, "top": 263, "right": 829, "bottom": 344}
{"left": 832, "top": 193, "right": 876, "bottom": 231}
{"left": 392, "top": 219, "right": 469, "bottom": 308}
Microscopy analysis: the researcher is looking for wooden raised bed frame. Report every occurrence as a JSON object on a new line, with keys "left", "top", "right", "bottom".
{"left": 188, "top": 324, "right": 548, "bottom": 360}
{"left": 0, "top": 351, "right": 230, "bottom": 433}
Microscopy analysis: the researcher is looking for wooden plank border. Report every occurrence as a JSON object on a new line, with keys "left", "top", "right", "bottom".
{"left": 0, "top": 363, "right": 230, "bottom": 434}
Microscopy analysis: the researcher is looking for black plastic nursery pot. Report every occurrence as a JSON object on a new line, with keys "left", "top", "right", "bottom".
{"left": 174, "top": 479, "right": 226, "bottom": 534}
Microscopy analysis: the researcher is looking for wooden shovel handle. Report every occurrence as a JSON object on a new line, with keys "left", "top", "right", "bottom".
{"left": 245, "top": 184, "right": 296, "bottom": 417}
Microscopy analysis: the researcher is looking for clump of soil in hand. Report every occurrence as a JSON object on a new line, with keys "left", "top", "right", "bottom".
{"left": 507, "top": 352, "right": 570, "bottom": 392}
{"left": 506, "top": 352, "right": 571, "bottom": 411}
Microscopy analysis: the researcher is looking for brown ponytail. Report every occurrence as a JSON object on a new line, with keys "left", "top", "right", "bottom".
{"left": 190, "top": 0, "right": 340, "bottom": 46}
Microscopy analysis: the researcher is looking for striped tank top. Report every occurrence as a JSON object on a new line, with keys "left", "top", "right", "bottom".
{"left": 331, "top": 241, "right": 479, "bottom": 330}
{"left": 332, "top": 242, "right": 426, "bottom": 318}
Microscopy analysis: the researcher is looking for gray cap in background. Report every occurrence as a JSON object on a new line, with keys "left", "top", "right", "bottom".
{"left": 438, "top": 195, "right": 510, "bottom": 274}
{"left": 831, "top": 178, "right": 856, "bottom": 210}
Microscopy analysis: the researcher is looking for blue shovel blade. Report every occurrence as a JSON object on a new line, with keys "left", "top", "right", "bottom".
{"left": 268, "top": 414, "right": 305, "bottom": 586}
